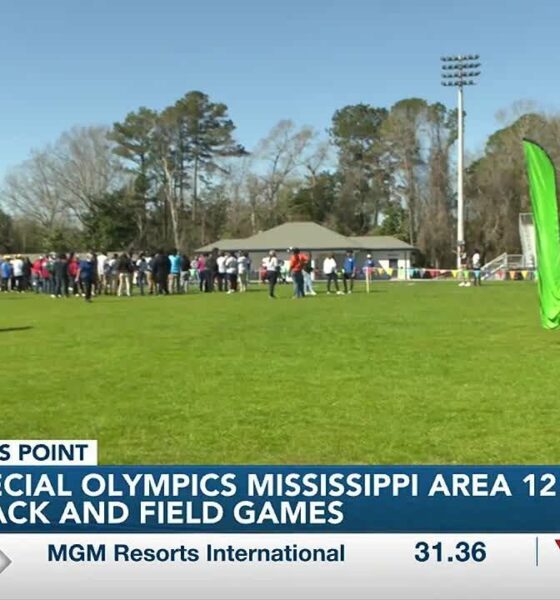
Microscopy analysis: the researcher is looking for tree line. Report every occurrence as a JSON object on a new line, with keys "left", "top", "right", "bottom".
{"left": 0, "top": 91, "right": 555, "bottom": 267}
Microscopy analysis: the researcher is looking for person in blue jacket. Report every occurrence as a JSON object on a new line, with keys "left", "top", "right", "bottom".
{"left": 343, "top": 250, "right": 355, "bottom": 294}
{"left": 78, "top": 253, "right": 97, "bottom": 303}
{"left": 1, "top": 257, "right": 12, "bottom": 292}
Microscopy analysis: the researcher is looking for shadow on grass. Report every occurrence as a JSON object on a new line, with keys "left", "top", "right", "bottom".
{"left": 0, "top": 326, "right": 33, "bottom": 333}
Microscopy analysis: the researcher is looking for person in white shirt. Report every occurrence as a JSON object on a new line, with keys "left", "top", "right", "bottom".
{"left": 97, "top": 252, "right": 108, "bottom": 294}
{"left": 323, "top": 254, "right": 343, "bottom": 295}
{"left": 216, "top": 252, "right": 227, "bottom": 292}
{"left": 225, "top": 252, "right": 238, "bottom": 293}
{"left": 472, "top": 249, "right": 482, "bottom": 287}
{"left": 12, "top": 255, "right": 24, "bottom": 292}
{"left": 302, "top": 253, "right": 317, "bottom": 296}
{"left": 264, "top": 250, "right": 279, "bottom": 298}
{"left": 237, "top": 252, "right": 250, "bottom": 292}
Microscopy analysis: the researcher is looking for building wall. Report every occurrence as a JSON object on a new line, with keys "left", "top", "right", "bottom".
{"left": 242, "top": 249, "right": 411, "bottom": 279}
{"left": 369, "top": 250, "right": 411, "bottom": 280}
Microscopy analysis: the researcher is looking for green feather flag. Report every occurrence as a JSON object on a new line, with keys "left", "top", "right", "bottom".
{"left": 523, "top": 139, "right": 560, "bottom": 329}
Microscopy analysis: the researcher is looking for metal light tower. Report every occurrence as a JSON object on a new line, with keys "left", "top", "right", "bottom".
{"left": 441, "top": 54, "right": 481, "bottom": 270}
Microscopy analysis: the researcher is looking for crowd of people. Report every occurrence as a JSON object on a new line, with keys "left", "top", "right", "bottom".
{"left": 0, "top": 247, "right": 368, "bottom": 301}
{"left": 0, "top": 246, "right": 485, "bottom": 302}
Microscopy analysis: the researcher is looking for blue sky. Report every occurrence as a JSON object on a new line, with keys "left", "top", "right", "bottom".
{"left": 0, "top": 0, "right": 557, "bottom": 176}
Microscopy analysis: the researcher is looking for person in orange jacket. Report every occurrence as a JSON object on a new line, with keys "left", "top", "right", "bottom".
{"left": 289, "top": 247, "right": 306, "bottom": 299}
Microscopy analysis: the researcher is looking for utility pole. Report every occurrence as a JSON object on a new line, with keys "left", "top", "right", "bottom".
{"left": 441, "top": 54, "right": 481, "bottom": 270}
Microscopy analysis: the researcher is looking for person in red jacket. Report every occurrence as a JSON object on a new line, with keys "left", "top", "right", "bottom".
{"left": 289, "top": 247, "right": 306, "bottom": 299}
{"left": 31, "top": 256, "right": 43, "bottom": 293}
{"left": 67, "top": 253, "right": 81, "bottom": 296}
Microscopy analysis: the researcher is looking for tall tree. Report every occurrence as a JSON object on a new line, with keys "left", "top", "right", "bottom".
{"left": 250, "top": 120, "right": 318, "bottom": 227}
{"left": 465, "top": 112, "right": 558, "bottom": 257}
{"left": 417, "top": 102, "right": 457, "bottom": 266}
{"left": 3, "top": 150, "right": 68, "bottom": 229}
{"left": 330, "top": 104, "right": 389, "bottom": 233}
{"left": 380, "top": 98, "right": 431, "bottom": 246}
{"left": 0, "top": 208, "right": 13, "bottom": 252}
{"left": 110, "top": 107, "right": 158, "bottom": 246}
{"left": 168, "top": 91, "right": 246, "bottom": 223}
{"left": 50, "top": 126, "right": 123, "bottom": 225}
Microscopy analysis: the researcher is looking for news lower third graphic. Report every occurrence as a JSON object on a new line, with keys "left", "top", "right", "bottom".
{"left": 2, "top": 442, "right": 560, "bottom": 599}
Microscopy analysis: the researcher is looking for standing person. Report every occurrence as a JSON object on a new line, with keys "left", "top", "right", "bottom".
{"left": 190, "top": 256, "right": 199, "bottom": 288}
{"left": 135, "top": 253, "right": 148, "bottom": 295}
{"left": 180, "top": 254, "right": 191, "bottom": 293}
{"left": 53, "top": 253, "right": 69, "bottom": 298}
{"left": 116, "top": 252, "right": 132, "bottom": 297}
{"left": 363, "top": 253, "right": 375, "bottom": 273}
{"left": 280, "top": 259, "right": 289, "bottom": 284}
{"left": 265, "top": 250, "right": 279, "bottom": 299}
{"left": 363, "top": 253, "right": 375, "bottom": 291}
{"left": 108, "top": 253, "right": 119, "bottom": 294}
{"left": 216, "top": 251, "right": 227, "bottom": 292}
{"left": 342, "top": 250, "right": 355, "bottom": 294}
{"left": 77, "top": 253, "right": 96, "bottom": 302}
{"left": 96, "top": 250, "right": 108, "bottom": 295}
{"left": 197, "top": 254, "right": 207, "bottom": 292}
{"left": 145, "top": 253, "right": 155, "bottom": 295}
{"left": 67, "top": 253, "right": 80, "bottom": 296}
{"left": 458, "top": 245, "right": 469, "bottom": 287}
{"left": 207, "top": 249, "right": 218, "bottom": 292}
{"left": 152, "top": 250, "right": 170, "bottom": 295}
{"left": 225, "top": 252, "right": 238, "bottom": 294}
{"left": 259, "top": 258, "right": 267, "bottom": 284}
{"left": 289, "top": 247, "right": 306, "bottom": 299}
{"left": 472, "top": 248, "right": 482, "bottom": 287}
{"left": 0, "top": 257, "right": 11, "bottom": 292}
{"left": 12, "top": 254, "right": 24, "bottom": 292}
{"left": 323, "top": 253, "right": 343, "bottom": 295}
{"left": 168, "top": 249, "right": 181, "bottom": 294}
{"left": 22, "top": 257, "right": 32, "bottom": 291}
{"left": 40, "top": 255, "right": 51, "bottom": 295}
{"left": 31, "top": 256, "right": 43, "bottom": 293}
{"left": 302, "top": 253, "right": 317, "bottom": 296}
{"left": 237, "top": 251, "right": 250, "bottom": 292}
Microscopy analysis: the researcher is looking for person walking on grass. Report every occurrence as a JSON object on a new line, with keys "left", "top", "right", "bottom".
{"left": 289, "top": 247, "right": 306, "bottom": 299}
{"left": 342, "top": 250, "right": 355, "bottom": 294}
{"left": 323, "top": 253, "right": 343, "bottom": 295}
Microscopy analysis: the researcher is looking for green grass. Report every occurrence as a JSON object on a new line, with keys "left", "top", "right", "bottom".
{"left": 0, "top": 281, "right": 557, "bottom": 464}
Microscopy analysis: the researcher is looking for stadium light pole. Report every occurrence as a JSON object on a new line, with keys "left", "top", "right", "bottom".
{"left": 441, "top": 54, "right": 481, "bottom": 270}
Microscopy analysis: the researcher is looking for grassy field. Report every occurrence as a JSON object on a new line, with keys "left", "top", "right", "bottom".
{"left": 0, "top": 281, "right": 557, "bottom": 465}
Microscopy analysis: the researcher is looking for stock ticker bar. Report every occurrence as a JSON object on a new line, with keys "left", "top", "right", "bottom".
{"left": 0, "top": 465, "right": 560, "bottom": 598}
{"left": 0, "top": 466, "right": 559, "bottom": 533}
